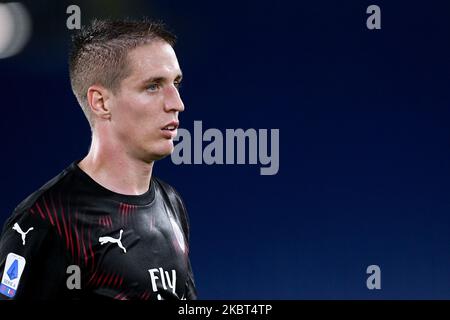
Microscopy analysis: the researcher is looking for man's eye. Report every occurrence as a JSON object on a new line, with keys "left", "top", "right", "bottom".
{"left": 174, "top": 81, "right": 182, "bottom": 90}
{"left": 147, "top": 83, "right": 160, "bottom": 92}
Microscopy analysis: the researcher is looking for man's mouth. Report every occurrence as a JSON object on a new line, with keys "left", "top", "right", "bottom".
{"left": 162, "top": 121, "right": 179, "bottom": 132}
{"left": 162, "top": 125, "right": 177, "bottom": 131}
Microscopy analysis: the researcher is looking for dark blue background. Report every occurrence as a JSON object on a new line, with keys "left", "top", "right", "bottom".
{"left": 1, "top": 0, "right": 450, "bottom": 299}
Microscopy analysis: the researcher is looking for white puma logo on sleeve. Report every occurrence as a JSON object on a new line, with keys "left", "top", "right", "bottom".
{"left": 12, "top": 223, "right": 34, "bottom": 246}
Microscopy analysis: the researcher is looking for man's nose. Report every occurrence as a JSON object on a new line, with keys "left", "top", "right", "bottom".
{"left": 164, "top": 85, "right": 185, "bottom": 112}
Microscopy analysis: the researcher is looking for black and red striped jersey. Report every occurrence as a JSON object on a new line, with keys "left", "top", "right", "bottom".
{"left": 0, "top": 161, "right": 197, "bottom": 300}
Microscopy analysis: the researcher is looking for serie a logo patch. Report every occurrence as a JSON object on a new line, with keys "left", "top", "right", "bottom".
{"left": 0, "top": 253, "right": 26, "bottom": 298}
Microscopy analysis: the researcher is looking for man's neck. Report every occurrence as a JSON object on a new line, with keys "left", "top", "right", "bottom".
{"left": 78, "top": 136, "right": 154, "bottom": 196}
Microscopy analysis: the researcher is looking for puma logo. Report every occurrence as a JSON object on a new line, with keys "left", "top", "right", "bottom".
{"left": 12, "top": 223, "right": 34, "bottom": 246}
{"left": 99, "top": 229, "right": 127, "bottom": 253}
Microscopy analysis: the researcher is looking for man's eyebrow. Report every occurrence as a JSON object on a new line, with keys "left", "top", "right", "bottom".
{"left": 141, "top": 73, "right": 183, "bottom": 84}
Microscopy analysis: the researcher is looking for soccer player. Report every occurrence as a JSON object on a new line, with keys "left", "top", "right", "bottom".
{"left": 0, "top": 19, "right": 197, "bottom": 300}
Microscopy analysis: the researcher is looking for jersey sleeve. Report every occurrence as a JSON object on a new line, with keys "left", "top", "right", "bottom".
{"left": 184, "top": 257, "right": 197, "bottom": 300}
{"left": 172, "top": 190, "right": 198, "bottom": 300}
{"left": 154, "top": 178, "right": 198, "bottom": 300}
{"left": 0, "top": 207, "right": 69, "bottom": 300}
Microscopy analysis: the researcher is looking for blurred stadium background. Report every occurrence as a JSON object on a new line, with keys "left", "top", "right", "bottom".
{"left": 1, "top": 0, "right": 450, "bottom": 299}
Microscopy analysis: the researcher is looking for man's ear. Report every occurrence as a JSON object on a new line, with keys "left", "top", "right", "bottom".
{"left": 87, "top": 85, "right": 112, "bottom": 121}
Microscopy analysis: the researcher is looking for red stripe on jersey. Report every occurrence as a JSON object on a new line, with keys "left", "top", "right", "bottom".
{"left": 113, "top": 273, "right": 120, "bottom": 288}
{"left": 96, "top": 272, "right": 104, "bottom": 287}
{"left": 35, "top": 202, "right": 46, "bottom": 220}
{"left": 74, "top": 212, "right": 81, "bottom": 265}
{"left": 119, "top": 203, "right": 125, "bottom": 225}
{"left": 87, "top": 270, "right": 98, "bottom": 287}
{"left": 50, "top": 194, "right": 62, "bottom": 237}
{"left": 100, "top": 272, "right": 109, "bottom": 287}
{"left": 42, "top": 196, "right": 54, "bottom": 226}
{"left": 106, "top": 272, "right": 115, "bottom": 287}
{"left": 88, "top": 227, "right": 95, "bottom": 272}
{"left": 68, "top": 210, "right": 74, "bottom": 259}
{"left": 81, "top": 225, "right": 88, "bottom": 268}
{"left": 59, "top": 195, "right": 70, "bottom": 250}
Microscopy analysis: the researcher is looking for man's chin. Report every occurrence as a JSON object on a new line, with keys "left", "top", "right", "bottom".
{"left": 149, "top": 145, "right": 174, "bottom": 161}
{"left": 152, "top": 152, "right": 170, "bottom": 161}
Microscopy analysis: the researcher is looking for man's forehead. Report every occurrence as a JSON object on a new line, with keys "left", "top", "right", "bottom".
{"left": 127, "top": 41, "right": 181, "bottom": 79}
